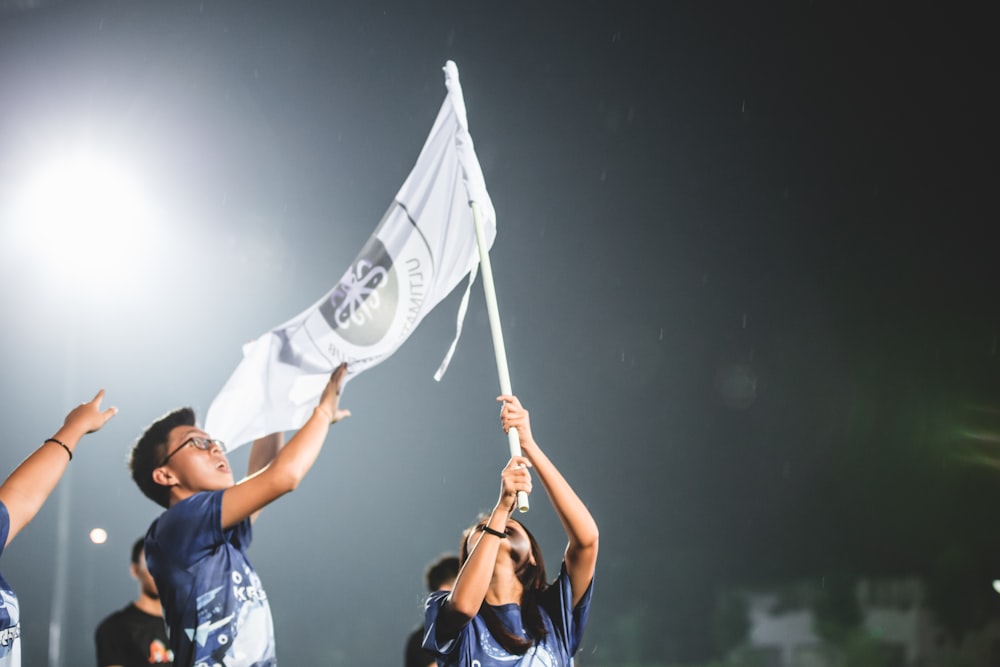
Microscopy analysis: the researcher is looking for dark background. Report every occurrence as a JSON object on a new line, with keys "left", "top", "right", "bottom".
{"left": 1, "top": 1, "right": 997, "bottom": 665}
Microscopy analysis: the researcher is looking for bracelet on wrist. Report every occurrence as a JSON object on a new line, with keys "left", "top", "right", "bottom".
{"left": 45, "top": 437, "right": 72, "bottom": 461}
{"left": 480, "top": 525, "right": 507, "bottom": 539}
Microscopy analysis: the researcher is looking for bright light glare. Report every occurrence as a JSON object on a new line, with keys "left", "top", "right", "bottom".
{"left": 993, "top": 580, "right": 1000, "bottom": 595}
{"left": 9, "top": 152, "right": 158, "bottom": 289}
{"left": 89, "top": 527, "right": 108, "bottom": 544}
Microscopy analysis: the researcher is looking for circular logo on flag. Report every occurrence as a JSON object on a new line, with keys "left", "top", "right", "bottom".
{"left": 319, "top": 237, "right": 399, "bottom": 346}
{"left": 308, "top": 204, "right": 434, "bottom": 360}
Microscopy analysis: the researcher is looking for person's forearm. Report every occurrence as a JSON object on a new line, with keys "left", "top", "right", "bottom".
{"left": 221, "top": 409, "right": 331, "bottom": 527}
{"left": 525, "top": 443, "right": 598, "bottom": 550}
{"left": 264, "top": 408, "right": 332, "bottom": 491}
{"left": 0, "top": 426, "right": 87, "bottom": 545}
{"left": 247, "top": 432, "right": 282, "bottom": 477}
{"left": 446, "top": 510, "right": 506, "bottom": 618}
{"left": 244, "top": 432, "right": 283, "bottom": 524}
{"left": 527, "top": 440, "right": 598, "bottom": 608}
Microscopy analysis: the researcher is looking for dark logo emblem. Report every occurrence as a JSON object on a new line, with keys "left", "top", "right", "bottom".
{"left": 319, "top": 237, "right": 399, "bottom": 346}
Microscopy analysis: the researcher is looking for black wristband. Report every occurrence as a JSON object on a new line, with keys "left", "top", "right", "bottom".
{"left": 45, "top": 438, "right": 72, "bottom": 461}
{"left": 480, "top": 525, "right": 507, "bottom": 539}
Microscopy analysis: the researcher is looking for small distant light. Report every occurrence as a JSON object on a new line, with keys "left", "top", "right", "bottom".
{"left": 90, "top": 528, "right": 108, "bottom": 544}
{"left": 992, "top": 580, "right": 1000, "bottom": 595}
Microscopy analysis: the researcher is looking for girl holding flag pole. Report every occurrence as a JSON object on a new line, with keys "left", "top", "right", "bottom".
{"left": 422, "top": 394, "right": 598, "bottom": 666}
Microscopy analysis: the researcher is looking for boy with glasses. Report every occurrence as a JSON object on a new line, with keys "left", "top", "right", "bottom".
{"left": 128, "top": 363, "right": 350, "bottom": 667}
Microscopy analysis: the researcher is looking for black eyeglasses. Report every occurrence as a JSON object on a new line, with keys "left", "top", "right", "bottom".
{"left": 159, "top": 436, "right": 226, "bottom": 467}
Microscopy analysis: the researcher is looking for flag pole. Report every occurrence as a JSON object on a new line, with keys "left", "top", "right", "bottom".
{"left": 470, "top": 200, "right": 529, "bottom": 513}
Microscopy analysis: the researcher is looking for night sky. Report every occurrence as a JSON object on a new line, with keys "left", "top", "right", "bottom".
{"left": 0, "top": 2, "right": 997, "bottom": 665}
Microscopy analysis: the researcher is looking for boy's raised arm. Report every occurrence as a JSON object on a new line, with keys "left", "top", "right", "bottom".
{"left": 220, "top": 363, "right": 350, "bottom": 529}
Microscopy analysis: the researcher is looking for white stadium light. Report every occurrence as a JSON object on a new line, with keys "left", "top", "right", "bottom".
{"left": 7, "top": 150, "right": 159, "bottom": 290}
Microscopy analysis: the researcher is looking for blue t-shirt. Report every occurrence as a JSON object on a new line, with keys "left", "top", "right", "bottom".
{"left": 0, "top": 501, "right": 21, "bottom": 667}
{"left": 146, "top": 491, "right": 275, "bottom": 667}
{"left": 423, "top": 563, "right": 593, "bottom": 667}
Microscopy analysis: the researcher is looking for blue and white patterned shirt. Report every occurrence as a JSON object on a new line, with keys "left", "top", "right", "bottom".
{"left": 146, "top": 491, "right": 275, "bottom": 667}
{"left": 0, "top": 501, "right": 21, "bottom": 667}
{"left": 424, "top": 563, "right": 593, "bottom": 667}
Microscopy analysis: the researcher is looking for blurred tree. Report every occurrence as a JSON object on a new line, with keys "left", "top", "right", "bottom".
{"left": 812, "top": 571, "right": 861, "bottom": 644}
{"left": 713, "top": 590, "right": 750, "bottom": 657}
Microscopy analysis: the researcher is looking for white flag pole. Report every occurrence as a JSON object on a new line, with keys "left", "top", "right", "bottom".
{"left": 470, "top": 200, "right": 529, "bottom": 513}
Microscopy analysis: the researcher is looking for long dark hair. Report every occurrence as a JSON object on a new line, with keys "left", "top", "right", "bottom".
{"left": 459, "top": 518, "right": 548, "bottom": 655}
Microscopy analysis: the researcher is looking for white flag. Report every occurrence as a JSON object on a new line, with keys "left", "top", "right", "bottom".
{"left": 204, "top": 61, "right": 496, "bottom": 448}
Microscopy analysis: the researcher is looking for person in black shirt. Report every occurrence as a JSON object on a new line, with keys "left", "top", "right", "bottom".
{"left": 95, "top": 537, "right": 173, "bottom": 666}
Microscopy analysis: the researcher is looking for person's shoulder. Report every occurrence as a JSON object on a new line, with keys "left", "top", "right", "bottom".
{"left": 156, "top": 490, "right": 222, "bottom": 524}
{"left": 425, "top": 589, "right": 449, "bottom": 605}
{"left": 95, "top": 603, "right": 138, "bottom": 634}
{"left": 150, "top": 490, "right": 234, "bottom": 569}
{"left": 175, "top": 489, "right": 224, "bottom": 509}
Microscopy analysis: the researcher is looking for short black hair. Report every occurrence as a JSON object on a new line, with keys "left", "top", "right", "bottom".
{"left": 130, "top": 536, "right": 145, "bottom": 566}
{"left": 425, "top": 554, "right": 460, "bottom": 592}
{"left": 128, "top": 407, "right": 196, "bottom": 509}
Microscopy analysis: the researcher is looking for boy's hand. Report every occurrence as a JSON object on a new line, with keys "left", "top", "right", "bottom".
{"left": 317, "top": 363, "right": 351, "bottom": 424}
{"left": 63, "top": 389, "right": 117, "bottom": 437}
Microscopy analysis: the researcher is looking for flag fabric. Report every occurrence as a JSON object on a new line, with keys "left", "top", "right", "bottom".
{"left": 204, "top": 60, "right": 496, "bottom": 448}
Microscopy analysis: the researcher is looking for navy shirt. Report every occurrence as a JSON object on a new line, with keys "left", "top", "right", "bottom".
{"left": 146, "top": 491, "right": 274, "bottom": 667}
{"left": 424, "top": 563, "right": 593, "bottom": 667}
{"left": 0, "top": 501, "right": 21, "bottom": 667}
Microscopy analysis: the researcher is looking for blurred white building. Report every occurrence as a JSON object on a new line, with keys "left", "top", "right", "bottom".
{"left": 731, "top": 578, "right": 997, "bottom": 667}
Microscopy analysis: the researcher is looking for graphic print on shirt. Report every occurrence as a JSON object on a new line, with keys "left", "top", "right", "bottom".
{"left": 148, "top": 637, "right": 173, "bottom": 664}
{"left": 0, "top": 588, "right": 19, "bottom": 660}
{"left": 188, "top": 563, "right": 271, "bottom": 666}
{"left": 475, "top": 631, "right": 557, "bottom": 666}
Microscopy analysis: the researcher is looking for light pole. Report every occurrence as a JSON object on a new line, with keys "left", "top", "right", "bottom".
{"left": 7, "top": 147, "right": 158, "bottom": 667}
